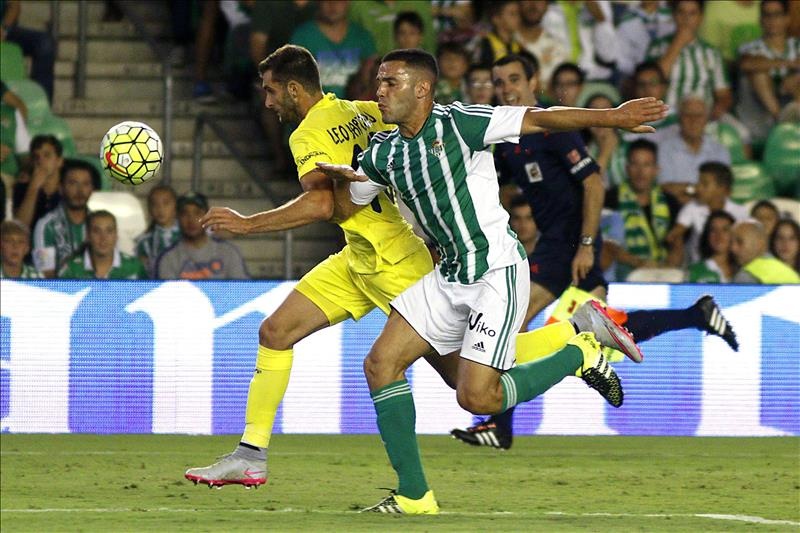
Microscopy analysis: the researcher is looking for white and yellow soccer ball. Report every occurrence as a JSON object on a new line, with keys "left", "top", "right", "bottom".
{"left": 100, "top": 121, "right": 163, "bottom": 185}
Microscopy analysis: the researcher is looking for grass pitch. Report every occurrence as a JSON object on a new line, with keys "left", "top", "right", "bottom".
{"left": 1, "top": 434, "right": 798, "bottom": 532}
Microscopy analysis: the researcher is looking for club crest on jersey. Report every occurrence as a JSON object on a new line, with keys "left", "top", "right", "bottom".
{"left": 428, "top": 139, "right": 445, "bottom": 158}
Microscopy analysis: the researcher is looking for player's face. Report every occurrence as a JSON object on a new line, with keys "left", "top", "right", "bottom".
{"left": 88, "top": 215, "right": 117, "bottom": 258}
{"left": 394, "top": 21, "right": 422, "bottom": 49}
{"left": 375, "top": 61, "right": 420, "bottom": 124}
{"left": 773, "top": 222, "right": 799, "bottom": 266}
{"left": 32, "top": 142, "right": 64, "bottom": 177}
{"left": 519, "top": 0, "right": 548, "bottom": 26}
{"left": 262, "top": 71, "right": 299, "bottom": 123}
{"left": 149, "top": 189, "right": 177, "bottom": 227}
{"left": 707, "top": 216, "right": 733, "bottom": 255}
{"left": 761, "top": 1, "right": 788, "bottom": 37}
{"left": 467, "top": 70, "right": 494, "bottom": 104}
{"left": 634, "top": 69, "right": 666, "bottom": 99}
{"left": 61, "top": 169, "right": 93, "bottom": 210}
{"left": 674, "top": 1, "right": 702, "bottom": 33}
{"left": 626, "top": 149, "right": 658, "bottom": 192}
{"left": 179, "top": 204, "right": 207, "bottom": 240}
{"left": 493, "top": 62, "right": 537, "bottom": 107}
{"left": 0, "top": 232, "right": 29, "bottom": 267}
{"left": 509, "top": 204, "right": 537, "bottom": 243}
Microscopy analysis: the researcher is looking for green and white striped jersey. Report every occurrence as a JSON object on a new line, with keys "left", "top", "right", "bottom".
{"left": 646, "top": 36, "right": 728, "bottom": 108}
{"left": 738, "top": 37, "right": 800, "bottom": 85}
{"left": 352, "top": 102, "right": 527, "bottom": 284}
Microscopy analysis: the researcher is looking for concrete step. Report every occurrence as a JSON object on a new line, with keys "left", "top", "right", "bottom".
{"left": 57, "top": 20, "right": 170, "bottom": 39}
{"left": 58, "top": 39, "right": 159, "bottom": 63}
{"left": 54, "top": 98, "right": 252, "bottom": 119}
{"left": 55, "top": 60, "right": 193, "bottom": 79}
{"left": 66, "top": 115, "right": 264, "bottom": 143}
{"left": 55, "top": 76, "right": 193, "bottom": 100}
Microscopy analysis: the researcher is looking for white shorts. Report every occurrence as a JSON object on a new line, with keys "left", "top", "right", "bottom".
{"left": 391, "top": 257, "right": 530, "bottom": 370}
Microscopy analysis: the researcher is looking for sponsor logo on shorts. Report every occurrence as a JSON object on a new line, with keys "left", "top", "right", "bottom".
{"left": 471, "top": 341, "right": 486, "bottom": 352}
{"left": 468, "top": 312, "right": 496, "bottom": 337}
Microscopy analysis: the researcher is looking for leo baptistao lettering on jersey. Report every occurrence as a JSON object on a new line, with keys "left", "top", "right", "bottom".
{"left": 325, "top": 112, "right": 379, "bottom": 145}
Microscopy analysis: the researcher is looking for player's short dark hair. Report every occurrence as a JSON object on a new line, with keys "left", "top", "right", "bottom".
{"left": 509, "top": 195, "right": 531, "bottom": 211}
{"left": 87, "top": 209, "right": 117, "bottom": 230}
{"left": 699, "top": 210, "right": 735, "bottom": 259}
{"left": 60, "top": 159, "right": 101, "bottom": 189}
{"left": 30, "top": 134, "right": 63, "bottom": 157}
{"left": 671, "top": 0, "right": 705, "bottom": 12}
{"left": 699, "top": 161, "right": 733, "bottom": 189}
{"left": 394, "top": 11, "right": 424, "bottom": 34}
{"left": 634, "top": 60, "right": 668, "bottom": 83}
{"left": 761, "top": 0, "right": 789, "bottom": 14}
{"left": 551, "top": 62, "right": 585, "bottom": 85}
{"left": 493, "top": 53, "right": 539, "bottom": 79}
{"left": 258, "top": 44, "right": 321, "bottom": 93}
{"left": 382, "top": 48, "right": 439, "bottom": 81}
{"left": 626, "top": 138, "right": 658, "bottom": 161}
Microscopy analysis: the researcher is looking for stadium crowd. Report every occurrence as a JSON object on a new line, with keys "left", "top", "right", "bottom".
{"left": 0, "top": 0, "right": 798, "bottom": 283}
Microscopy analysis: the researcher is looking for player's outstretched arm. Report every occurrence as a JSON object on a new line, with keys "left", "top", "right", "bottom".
{"left": 200, "top": 171, "right": 335, "bottom": 234}
{"left": 521, "top": 97, "right": 669, "bottom": 135}
{"left": 315, "top": 161, "right": 367, "bottom": 182}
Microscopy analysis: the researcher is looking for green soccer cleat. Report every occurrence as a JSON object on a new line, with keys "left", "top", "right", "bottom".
{"left": 571, "top": 332, "right": 624, "bottom": 408}
{"left": 361, "top": 490, "right": 440, "bottom": 514}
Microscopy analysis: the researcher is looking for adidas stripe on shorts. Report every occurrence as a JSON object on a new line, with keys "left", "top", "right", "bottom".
{"left": 390, "top": 256, "right": 529, "bottom": 370}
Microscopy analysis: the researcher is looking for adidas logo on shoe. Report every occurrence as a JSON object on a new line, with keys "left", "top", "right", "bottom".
{"left": 471, "top": 341, "right": 485, "bottom": 352}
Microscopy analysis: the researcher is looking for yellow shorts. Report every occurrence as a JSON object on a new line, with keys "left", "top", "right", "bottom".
{"left": 295, "top": 245, "right": 434, "bottom": 325}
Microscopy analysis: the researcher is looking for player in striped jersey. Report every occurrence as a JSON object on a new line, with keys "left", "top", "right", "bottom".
{"left": 318, "top": 48, "right": 667, "bottom": 514}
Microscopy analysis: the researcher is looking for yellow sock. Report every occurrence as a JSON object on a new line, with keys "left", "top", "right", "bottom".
{"left": 515, "top": 321, "right": 576, "bottom": 364}
{"left": 241, "top": 345, "right": 293, "bottom": 449}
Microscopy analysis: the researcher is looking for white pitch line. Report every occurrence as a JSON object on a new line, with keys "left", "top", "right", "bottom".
{"left": 1, "top": 508, "right": 798, "bottom": 526}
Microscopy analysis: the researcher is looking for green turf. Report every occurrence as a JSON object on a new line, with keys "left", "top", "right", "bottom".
{"left": 1, "top": 434, "right": 798, "bottom": 532}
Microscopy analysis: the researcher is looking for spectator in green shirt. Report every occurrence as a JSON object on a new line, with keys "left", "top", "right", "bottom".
{"left": 687, "top": 210, "right": 737, "bottom": 283}
{"left": 58, "top": 210, "right": 148, "bottom": 280}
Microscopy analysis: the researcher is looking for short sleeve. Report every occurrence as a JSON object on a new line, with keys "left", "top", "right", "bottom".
{"left": 289, "top": 128, "right": 333, "bottom": 179}
{"left": 450, "top": 103, "right": 527, "bottom": 150}
{"left": 549, "top": 131, "right": 600, "bottom": 182}
{"left": 676, "top": 203, "right": 694, "bottom": 228}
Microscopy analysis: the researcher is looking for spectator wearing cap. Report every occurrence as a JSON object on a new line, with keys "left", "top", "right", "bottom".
{"left": 156, "top": 192, "right": 249, "bottom": 280}
{"left": 0, "top": 219, "right": 42, "bottom": 278}
{"left": 31, "top": 159, "right": 98, "bottom": 278}
{"left": 731, "top": 219, "right": 800, "bottom": 283}
{"left": 58, "top": 210, "right": 148, "bottom": 279}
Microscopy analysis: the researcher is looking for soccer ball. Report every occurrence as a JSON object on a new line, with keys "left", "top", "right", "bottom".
{"left": 100, "top": 121, "right": 163, "bottom": 185}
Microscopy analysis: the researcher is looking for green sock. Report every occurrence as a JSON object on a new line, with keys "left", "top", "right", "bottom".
{"left": 500, "top": 345, "right": 582, "bottom": 411}
{"left": 371, "top": 380, "right": 428, "bottom": 500}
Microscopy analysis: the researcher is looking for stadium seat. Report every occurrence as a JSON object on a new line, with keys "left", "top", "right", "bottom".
{"left": 87, "top": 191, "right": 148, "bottom": 256}
{"left": 73, "top": 153, "right": 112, "bottom": 191}
{"left": 3, "top": 78, "right": 50, "bottom": 126}
{"left": 706, "top": 121, "right": 748, "bottom": 164}
{"left": 0, "top": 41, "right": 26, "bottom": 81}
{"left": 731, "top": 161, "right": 775, "bottom": 204}
{"left": 577, "top": 82, "right": 621, "bottom": 107}
{"left": 762, "top": 123, "right": 800, "bottom": 196}
{"left": 26, "top": 113, "right": 78, "bottom": 157}
{"left": 625, "top": 267, "right": 685, "bottom": 283}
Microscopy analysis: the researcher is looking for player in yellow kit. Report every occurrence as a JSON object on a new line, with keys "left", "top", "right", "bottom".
{"left": 184, "top": 45, "right": 641, "bottom": 492}
{"left": 184, "top": 45, "right": 432, "bottom": 488}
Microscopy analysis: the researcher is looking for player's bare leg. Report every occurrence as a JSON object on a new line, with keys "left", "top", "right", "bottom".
{"left": 185, "top": 290, "right": 332, "bottom": 489}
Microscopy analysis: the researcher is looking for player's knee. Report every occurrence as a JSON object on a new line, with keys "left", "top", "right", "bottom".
{"left": 363, "top": 350, "right": 404, "bottom": 388}
{"left": 259, "top": 317, "right": 292, "bottom": 351}
{"left": 456, "top": 387, "right": 500, "bottom": 415}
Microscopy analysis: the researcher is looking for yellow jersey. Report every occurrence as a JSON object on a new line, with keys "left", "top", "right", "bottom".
{"left": 289, "top": 93, "right": 424, "bottom": 273}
